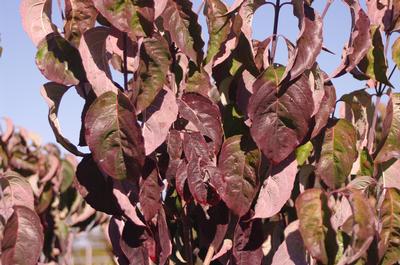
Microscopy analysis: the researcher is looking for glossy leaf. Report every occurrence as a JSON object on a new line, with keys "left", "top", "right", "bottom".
{"left": 92, "top": 0, "right": 154, "bottom": 39}
{"left": 135, "top": 35, "right": 171, "bottom": 113}
{"left": 20, "top": 0, "right": 57, "bottom": 46}
{"left": 315, "top": 119, "right": 358, "bottom": 189}
{"left": 0, "top": 171, "right": 34, "bottom": 212}
{"left": 375, "top": 93, "right": 400, "bottom": 163}
{"left": 162, "top": 0, "right": 204, "bottom": 64}
{"left": 1, "top": 206, "right": 44, "bottom": 265}
{"left": 248, "top": 66, "right": 313, "bottom": 164}
{"left": 85, "top": 91, "right": 145, "bottom": 180}
{"left": 254, "top": 157, "right": 298, "bottom": 219}
{"left": 41, "top": 82, "right": 85, "bottom": 156}
{"left": 186, "top": 156, "right": 209, "bottom": 204}
{"left": 79, "top": 27, "right": 119, "bottom": 96}
{"left": 36, "top": 33, "right": 86, "bottom": 86}
{"left": 215, "top": 135, "right": 260, "bottom": 217}
{"left": 379, "top": 188, "right": 400, "bottom": 265}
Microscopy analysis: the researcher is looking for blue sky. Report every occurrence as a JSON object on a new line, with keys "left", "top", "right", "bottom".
{"left": 0, "top": 0, "right": 396, "bottom": 150}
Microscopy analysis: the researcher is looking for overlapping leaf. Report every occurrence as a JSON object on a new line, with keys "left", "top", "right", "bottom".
{"left": 85, "top": 91, "right": 145, "bottom": 180}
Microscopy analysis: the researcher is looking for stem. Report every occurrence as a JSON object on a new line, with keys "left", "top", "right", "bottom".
{"left": 367, "top": 95, "right": 381, "bottom": 153}
{"left": 321, "top": 0, "right": 334, "bottom": 19}
{"left": 270, "top": 0, "right": 281, "bottom": 64}
{"left": 182, "top": 204, "right": 193, "bottom": 265}
{"left": 203, "top": 245, "right": 215, "bottom": 265}
{"left": 123, "top": 33, "right": 128, "bottom": 92}
{"left": 197, "top": 0, "right": 205, "bottom": 15}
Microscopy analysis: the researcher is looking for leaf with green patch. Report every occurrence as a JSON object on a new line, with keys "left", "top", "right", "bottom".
{"left": 215, "top": 135, "right": 260, "bottom": 217}
{"left": 135, "top": 35, "right": 171, "bottom": 113}
{"left": 85, "top": 91, "right": 145, "bottom": 180}
{"left": 392, "top": 37, "right": 400, "bottom": 69}
{"left": 296, "top": 141, "right": 313, "bottom": 166}
{"left": 379, "top": 188, "right": 400, "bottom": 265}
{"left": 162, "top": 0, "right": 204, "bottom": 64}
{"left": 315, "top": 119, "right": 358, "bottom": 189}
{"left": 375, "top": 93, "right": 400, "bottom": 163}
{"left": 36, "top": 33, "right": 86, "bottom": 86}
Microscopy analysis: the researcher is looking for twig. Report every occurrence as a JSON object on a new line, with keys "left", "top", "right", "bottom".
{"left": 203, "top": 245, "right": 215, "bottom": 265}
{"left": 367, "top": 94, "right": 381, "bottom": 154}
{"left": 182, "top": 203, "right": 193, "bottom": 265}
{"left": 270, "top": 0, "right": 281, "bottom": 64}
{"left": 197, "top": 0, "right": 205, "bottom": 15}
{"left": 321, "top": 0, "right": 334, "bottom": 19}
{"left": 123, "top": 33, "right": 128, "bottom": 92}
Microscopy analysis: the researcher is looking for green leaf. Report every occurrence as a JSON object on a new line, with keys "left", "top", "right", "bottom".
{"left": 135, "top": 35, "right": 171, "bottom": 113}
{"left": 295, "top": 188, "right": 335, "bottom": 264}
{"left": 203, "top": 0, "right": 231, "bottom": 65}
{"left": 162, "top": 0, "right": 204, "bottom": 64}
{"left": 59, "top": 159, "right": 75, "bottom": 193}
{"left": 36, "top": 33, "right": 86, "bottom": 86}
{"left": 375, "top": 93, "right": 400, "bottom": 163}
{"left": 358, "top": 26, "right": 392, "bottom": 86}
{"left": 379, "top": 188, "right": 400, "bottom": 265}
{"left": 315, "top": 119, "right": 358, "bottom": 189}
{"left": 296, "top": 141, "right": 313, "bottom": 166}
{"left": 85, "top": 91, "right": 145, "bottom": 180}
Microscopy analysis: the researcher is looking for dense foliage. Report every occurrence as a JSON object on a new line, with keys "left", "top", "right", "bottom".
{"left": 0, "top": 119, "right": 106, "bottom": 264}
{"left": 14, "top": 0, "right": 400, "bottom": 264}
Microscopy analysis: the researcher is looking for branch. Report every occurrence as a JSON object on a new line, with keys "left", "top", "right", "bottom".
{"left": 123, "top": 33, "right": 128, "bottom": 92}
{"left": 321, "top": 0, "right": 334, "bottom": 19}
{"left": 367, "top": 95, "right": 381, "bottom": 154}
{"left": 270, "top": 0, "right": 281, "bottom": 64}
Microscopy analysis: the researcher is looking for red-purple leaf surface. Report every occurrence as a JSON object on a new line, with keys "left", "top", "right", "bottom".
{"left": 271, "top": 221, "right": 307, "bottom": 265}
{"left": 175, "top": 160, "right": 188, "bottom": 200}
{"left": 135, "top": 35, "right": 172, "bottom": 113}
{"left": 281, "top": 3, "right": 323, "bottom": 82}
{"left": 187, "top": 156, "right": 209, "bottom": 204}
{"left": 142, "top": 87, "right": 178, "bottom": 155}
{"left": 295, "top": 188, "right": 332, "bottom": 264}
{"left": 79, "top": 27, "right": 119, "bottom": 96}
{"left": 331, "top": 0, "right": 371, "bottom": 78}
{"left": 248, "top": 66, "right": 313, "bottom": 164}
{"left": 315, "top": 119, "right": 358, "bottom": 189}
{"left": 253, "top": 157, "right": 298, "bottom": 219}
{"left": 121, "top": 219, "right": 149, "bottom": 265}
{"left": 0, "top": 171, "right": 35, "bottom": 213}
{"left": 162, "top": 0, "right": 204, "bottom": 64}
{"left": 231, "top": 217, "right": 264, "bottom": 264}
{"left": 311, "top": 74, "right": 337, "bottom": 138}
{"left": 139, "top": 159, "right": 163, "bottom": 222}
{"left": 92, "top": 0, "right": 154, "bottom": 39}
{"left": 20, "top": 0, "right": 57, "bottom": 47}
{"left": 183, "top": 131, "right": 212, "bottom": 162}
{"left": 178, "top": 93, "right": 223, "bottom": 155}
{"left": 1, "top": 206, "right": 44, "bottom": 265}
{"left": 216, "top": 135, "right": 260, "bottom": 217}
{"left": 75, "top": 155, "right": 122, "bottom": 215}
{"left": 41, "top": 82, "right": 85, "bottom": 156}
{"left": 36, "top": 33, "right": 86, "bottom": 86}
{"left": 64, "top": 0, "right": 98, "bottom": 46}
{"left": 167, "top": 130, "right": 183, "bottom": 161}
{"left": 154, "top": 207, "right": 172, "bottom": 264}
{"left": 85, "top": 91, "right": 145, "bottom": 180}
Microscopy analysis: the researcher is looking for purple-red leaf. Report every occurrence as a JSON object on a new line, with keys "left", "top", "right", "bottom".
{"left": 187, "top": 156, "right": 209, "bottom": 204}
{"left": 85, "top": 91, "right": 145, "bottom": 180}
{"left": 1, "top": 206, "right": 44, "bottom": 265}
{"left": 281, "top": 3, "right": 323, "bottom": 82}
{"left": 253, "top": 157, "right": 298, "bottom": 219}
{"left": 20, "top": 0, "right": 57, "bottom": 47}
{"left": 178, "top": 93, "right": 223, "bottom": 155}
{"left": 162, "top": 0, "right": 204, "bottom": 64}
{"left": 142, "top": 87, "right": 178, "bottom": 155}
{"left": 248, "top": 66, "right": 313, "bottom": 164}
{"left": 216, "top": 135, "right": 260, "bottom": 217}
{"left": 79, "top": 27, "right": 119, "bottom": 96}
